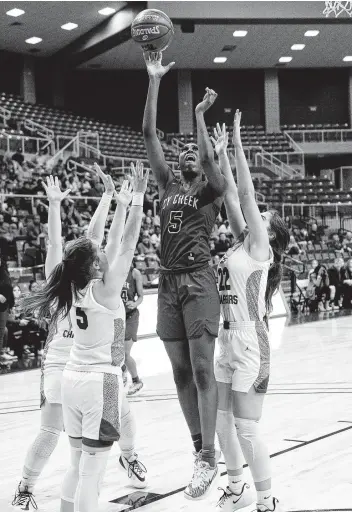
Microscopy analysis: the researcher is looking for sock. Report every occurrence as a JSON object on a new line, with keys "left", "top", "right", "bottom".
{"left": 228, "top": 473, "right": 244, "bottom": 494}
{"left": 118, "top": 407, "right": 136, "bottom": 461}
{"left": 20, "top": 426, "right": 61, "bottom": 492}
{"left": 121, "top": 364, "right": 127, "bottom": 373}
{"left": 191, "top": 433, "right": 202, "bottom": 453}
{"left": 74, "top": 450, "right": 110, "bottom": 512}
{"left": 201, "top": 444, "right": 216, "bottom": 468}
{"left": 132, "top": 376, "right": 140, "bottom": 384}
{"left": 257, "top": 489, "right": 273, "bottom": 508}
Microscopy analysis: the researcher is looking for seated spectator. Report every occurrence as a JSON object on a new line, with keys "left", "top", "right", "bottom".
{"left": 329, "top": 233, "right": 343, "bottom": 252}
{"left": 342, "top": 231, "right": 352, "bottom": 254}
{"left": 287, "top": 235, "right": 301, "bottom": 256}
{"left": 215, "top": 232, "right": 230, "bottom": 255}
{"left": 310, "top": 263, "right": 331, "bottom": 311}
{"left": 341, "top": 258, "right": 352, "bottom": 309}
{"left": 137, "top": 233, "right": 155, "bottom": 255}
{"left": 327, "top": 257, "right": 344, "bottom": 310}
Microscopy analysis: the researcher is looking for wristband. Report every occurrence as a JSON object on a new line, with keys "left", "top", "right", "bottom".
{"left": 132, "top": 193, "right": 144, "bottom": 206}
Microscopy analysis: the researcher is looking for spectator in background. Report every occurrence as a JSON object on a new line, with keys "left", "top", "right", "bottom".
{"left": 341, "top": 259, "right": 352, "bottom": 309}
{"left": 330, "top": 233, "right": 343, "bottom": 252}
{"left": 0, "top": 255, "right": 15, "bottom": 362}
{"left": 342, "top": 231, "right": 352, "bottom": 254}
{"left": 137, "top": 233, "right": 154, "bottom": 256}
{"left": 287, "top": 235, "right": 301, "bottom": 256}
{"left": 328, "top": 257, "right": 344, "bottom": 310}
{"left": 12, "top": 148, "right": 24, "bottom": 166}
{"left": 310, "top": 263, "right": 331, "bottom": 311}
{"left": 215, "top": 232, "right": 230, "bottom": 255}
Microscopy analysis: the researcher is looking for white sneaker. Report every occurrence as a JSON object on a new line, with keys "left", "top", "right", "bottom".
{"left": 0, "top": 352, "right": 17, "bottom": 362}
{"left": 127, "top": 380, "right": 144, "bottom": 396}
{"left": 258, "top": 497, "right": 283, "bottom": 512}
{"left": 12, "top": 483, "right": 38, "bottom": 510}
{"left": 184, "top": 458, "right": 220, "bottom": 500}
{"left": 216, "top": 484, "right": 256, "bottom": 512}
{"left": 119, "top": 453, "right": 147, "bottom": 488}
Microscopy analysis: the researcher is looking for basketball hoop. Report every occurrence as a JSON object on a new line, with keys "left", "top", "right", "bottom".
{"left": 323, "top": 0, "right": 352, "bottom": 17}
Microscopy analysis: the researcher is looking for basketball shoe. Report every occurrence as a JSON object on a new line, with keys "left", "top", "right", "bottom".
{"left": 127, "top": 380, "right": 144, "bottom": 396}
{"left": 12, "top": 484, "right": 38, "bottom": 510}
{"left": 119, "top": 453, "right": 147, "bottom": 488}
{"left": 216, "top": 483, "right": 256, "bottom": 512}
{"left": 258, "top": 497, "right": 283, "bottom": 512}
{"left": 184, "top": 452, "right": 220, "bottom": 500}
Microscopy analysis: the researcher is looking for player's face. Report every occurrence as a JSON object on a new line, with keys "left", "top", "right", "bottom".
{"left": 261, "top": 211, "right": 273, "bottom": 232}
{"left": 179, "top": 143, "right": 202, "bottom": 179}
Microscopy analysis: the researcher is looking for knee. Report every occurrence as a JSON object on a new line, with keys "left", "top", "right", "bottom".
{"left": 172, "top": 365, "right": 193, "bottom": 390}
{"left": 193, "top": 363, "right": 214, "bottom": 391}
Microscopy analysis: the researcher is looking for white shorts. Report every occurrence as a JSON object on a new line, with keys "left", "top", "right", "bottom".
{"left": 214, "top": 322, "right": 270, "bottom": 394}
{"left": 62, "top": 369, "right": 123, "bottom": 443}
{"left": 40, "top": 368, "right": 64, "bottom": 406}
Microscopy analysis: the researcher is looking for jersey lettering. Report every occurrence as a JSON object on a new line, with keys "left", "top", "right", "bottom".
{"left": 121, "top": 289, "right": 128, "bottom": 303}
{"left": 168, "top": 211, "right": 183, "bottom": 234}
{"left": 76, "top": 307, "right": 88, "bottom": 330}
{"left": 63, "top": 329, "right": 74, "bottom": 338}
{"left": 218, "top": 267, "right": 231, "bottom": 291}
{"left": 220, "top": 294, "right": 238, "bottom": 305}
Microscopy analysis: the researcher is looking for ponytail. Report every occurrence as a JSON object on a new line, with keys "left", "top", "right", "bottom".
{"left": 265, "top": 249, "right": 283, "bottom": 316}
{"left": 21, "top": 261, "right": 73, "bottom": 326}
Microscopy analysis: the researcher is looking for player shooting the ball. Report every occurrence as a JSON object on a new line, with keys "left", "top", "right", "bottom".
{"left": 142, "top": 50, "right": 226, "bottom": 500}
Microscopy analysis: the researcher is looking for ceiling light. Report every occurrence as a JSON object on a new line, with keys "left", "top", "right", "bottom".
{"left": 304, "top": 30, "right": 319, "bottom": 37}
{"left": 61, "top": 22, "right": 78, "bottom": 31}
{"left": 25, "top": 37, "right": 42, "bottom": 45}
{"left": 6, "top": 8, "right": 25, "bottom": 17}
{"left": 291, "top": 44, "right": 305, "bottom": 50}
{"left": 279, "top": 56, "right": 292, "bottom": 63}
{"left": 233, "top": 30, "right": 248, "bottom": 37}
{"left": 343, "top": 56, "right": 352, "bottom": 62}
{"left": 214, "top": 57, "right": 227, "bottom": 63}
{"left": 98, "top": 7, "right": 116, "bottom": 16}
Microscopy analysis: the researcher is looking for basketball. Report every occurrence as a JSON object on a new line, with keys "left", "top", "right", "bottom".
{"left": 131, "top": 9, "right": 174, "bottom": 52}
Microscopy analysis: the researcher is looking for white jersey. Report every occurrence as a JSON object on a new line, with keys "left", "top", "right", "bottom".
{"left": 42, "top": 315, "right": 74, "bottom": 372}
{"left": 218, "top": 232, "right": 273, "bottom": 323}
{"left": 66, "top": 279, "right": 125, "bottom": 375}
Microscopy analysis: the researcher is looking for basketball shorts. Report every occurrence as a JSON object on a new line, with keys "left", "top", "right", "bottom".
{"left": 157, "top": 265, "right": 220, "bottom": 341}
{"left": 40, "top": 368, "right": 64, "bottom": 407}
{"left": 125, "top": 309, "right": 140, "bottom": 342}
{"left": 214, "top": 321, "right": 270, "bottom": 394}
{"left": 61, "top": 369, "right": 123, "bottom": 443}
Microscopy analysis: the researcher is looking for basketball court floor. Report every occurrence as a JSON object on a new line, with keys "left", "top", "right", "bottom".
{"left": 0, "top": 313, "right": 351, "bottom": 511}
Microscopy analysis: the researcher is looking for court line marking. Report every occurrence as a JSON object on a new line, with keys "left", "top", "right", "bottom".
{"left": 113, "top": 424, "right": 352, "bottom": 509}
{"left": 283, "top": 439, "right": 307, "bottom": 444}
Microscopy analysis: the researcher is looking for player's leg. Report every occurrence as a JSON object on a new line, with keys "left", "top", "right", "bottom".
{"left": 12, "top": 372, "right": 63, "bottom": 509}
{"left": 157, "top": 273, "right": 202, "bottom": 452}
{"left": 182, "top": 267, "right": 221, "bottom": 500}
{"left": 118, "top": 393, "right": 147, "bottom": 488}
{"left": 125, "top": 311, "right": 143, "bottom": 395}
{"left": 60, "top": 437, "right": 82, "bottom": 512}
{"left": 215, "top": 381, "right": 255, "bottom": 512}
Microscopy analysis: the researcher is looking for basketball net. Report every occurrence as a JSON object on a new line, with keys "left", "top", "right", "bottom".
{"left": 323, "top": 0, "right": 352, "bottom": 16}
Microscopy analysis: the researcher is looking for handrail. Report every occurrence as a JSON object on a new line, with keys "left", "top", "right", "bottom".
{"left": 286, "top": 129, "right": 352, "bottom": 144}
{"left": 282, "top": 257, "right": 305, "bottom": 275}
{"left": 283, "top": 130, "right": 304, "bottom": 153}
{"left": 23, "top": 119, "right": 54, "bottom": 140}
{"left": 0, "top": 132, "right": 55, "bottom": 155}
{"left": 47, "top": 135, "right": 79, "bottom": 166}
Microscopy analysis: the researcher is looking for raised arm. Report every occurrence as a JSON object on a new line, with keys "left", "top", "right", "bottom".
{"left": 86, "top": 163, "right": 114, "bottom": 246}
{"left": 142, "top": 51, "right": 174, "bottom": 197}
{"left": 42, "top": 176, "right": 70, "bottom": 278}
{"left": 94, "top": 162, "right": 149, "bottom": 309}
{"left": 233, "top": 110, "right": 270, "bottom": 261}
{"left": 195, "top": 88, "right": 226, "bottom": 197}
{"left": 104, "top": 180, "right": 133, "bottom": 263}
{"left": 211, "top": 123, "right": 246, "bottom": 238}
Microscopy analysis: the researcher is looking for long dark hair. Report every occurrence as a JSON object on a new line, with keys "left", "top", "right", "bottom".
{"left": 21, "top": 237, "right": 97, "bottom": 326}
{"left": 0, "top": 254, "right": 15, "bottom": 309}
{"left": 265, "top": 210, "right": 290, "bottom": 315}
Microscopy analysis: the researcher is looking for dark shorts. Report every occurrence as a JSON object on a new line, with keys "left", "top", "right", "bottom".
{"left": 125, "top": 309, "right": 140, "bottom": 342}
{"left": 157, "top": 265, "right": 220, "bottom": 341}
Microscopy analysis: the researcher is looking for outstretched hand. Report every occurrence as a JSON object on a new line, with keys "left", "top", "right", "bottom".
{"left": 115, "top": 180, "right": 133, "bottom": 207}
{"left": 232, "top": 109, "right": 242, "bottom": 147}
{"left": 93, "top": 162, "right": 115, "bottom": 195}
{"left": 128, "top": 161, "right": 150, "bottom": 195}
{"left": 143, "top": 51, "right": 175, "bottom": 79}
{"left": 195, "top": 87, "right": 218, "bottom": 115}
{"left": 42, "top": 175, "right": 71, "bottom": 203}
{"left": 211, "top": 123, "right": 229, "bottom": 155}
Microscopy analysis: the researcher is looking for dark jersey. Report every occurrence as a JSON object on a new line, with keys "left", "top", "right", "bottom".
{"left": 160, "top": 178, "right": 222, "bottom": 272}
{"left": 121, "top": 268, "right": 137, "bottom": 315}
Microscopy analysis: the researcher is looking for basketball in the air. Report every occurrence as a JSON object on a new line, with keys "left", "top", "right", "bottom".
{"left": 131, "top": 9, "right": 174, "bottom": 52}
